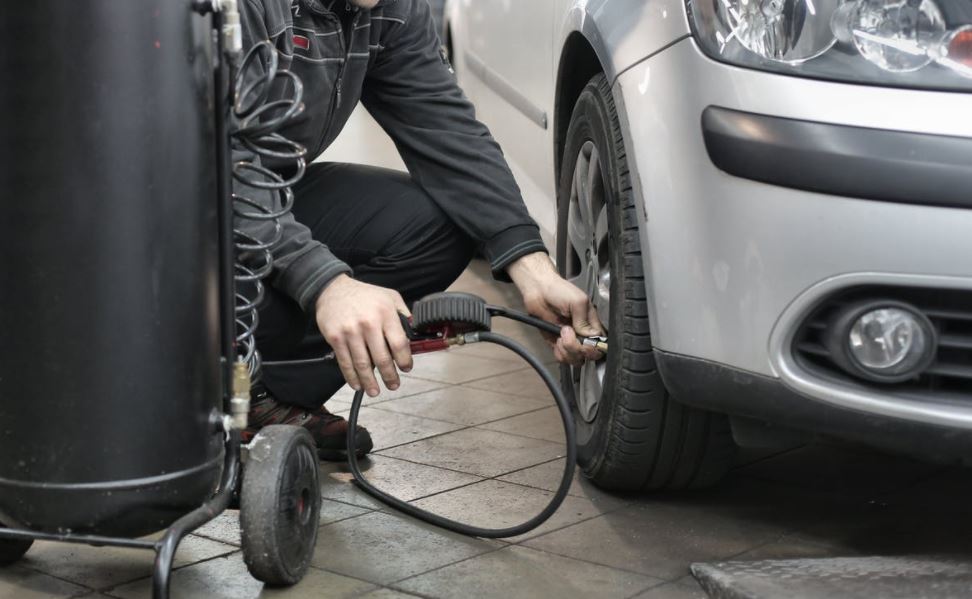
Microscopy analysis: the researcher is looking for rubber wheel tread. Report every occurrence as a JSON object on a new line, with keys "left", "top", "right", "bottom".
{"left": 240, "top": 425, "right": 321, "bottom": 586}
{"left": 0, "top": 536, "right": 32, "bottom": 566}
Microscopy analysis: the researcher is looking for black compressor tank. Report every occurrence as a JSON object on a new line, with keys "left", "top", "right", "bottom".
{"left": 0, "top": 1, "right": 224, "bottom": 536}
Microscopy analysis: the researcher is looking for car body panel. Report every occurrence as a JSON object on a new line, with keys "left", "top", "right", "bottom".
{"left": 555, "top": 0, "right": 691, "bottom": 84}
{"left": 446, "top": 0, "right": 691, "bottom": 241}
{"left": 615, "top": 39, "right": 972, "bottom": 378}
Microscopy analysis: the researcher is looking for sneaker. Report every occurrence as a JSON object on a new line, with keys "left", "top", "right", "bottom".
{"left": 243, "top": 386, "right": 374, "bottom": 461}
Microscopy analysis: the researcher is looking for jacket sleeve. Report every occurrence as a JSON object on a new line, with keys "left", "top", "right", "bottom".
{"left": 235, "top": 0, "right": 352, "bottom": 312}
{"left": 361, "top": 0, "right": 548, "bottom": 279}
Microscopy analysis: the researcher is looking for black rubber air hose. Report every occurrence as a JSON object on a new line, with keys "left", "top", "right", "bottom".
{"left": 346, "top": 331, "right": 577, "bottom": 538}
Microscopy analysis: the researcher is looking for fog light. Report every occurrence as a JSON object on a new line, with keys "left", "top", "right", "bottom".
{"left": 826, "top": 301, "right": 937, "bottom": 383}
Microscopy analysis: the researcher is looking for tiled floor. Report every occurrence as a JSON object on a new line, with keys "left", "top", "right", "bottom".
{"left": 2, "top": 262, "right": 970, "bottom": 599}
{"left": 5, "top": 110, "right": 969, "bottom": 599}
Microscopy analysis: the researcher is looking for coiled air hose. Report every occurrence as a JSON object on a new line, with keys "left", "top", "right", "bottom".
{"left": 230, "top": 40, "right": 306, "bottom": 378}
{"left": 346, "top": 293, "right": 583, "bottom": 538}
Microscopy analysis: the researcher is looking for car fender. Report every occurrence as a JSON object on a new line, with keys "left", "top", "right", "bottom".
{"left": 557, "top": 0, "right": 692, "bottom": 84}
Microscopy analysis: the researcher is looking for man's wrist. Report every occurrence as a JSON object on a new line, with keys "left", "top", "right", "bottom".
{"left": 315, "top": 273, "right": 352, "bottom": 312}
{"left": 507, "top": 252, "right": 558, "bottom": 291}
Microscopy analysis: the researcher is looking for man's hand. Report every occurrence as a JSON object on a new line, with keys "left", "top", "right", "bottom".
{"left": 315, "top": 274, "right": 413, "bottom": 397}
{"left": 507, "top": 252, "right": 604, "bottom": 366}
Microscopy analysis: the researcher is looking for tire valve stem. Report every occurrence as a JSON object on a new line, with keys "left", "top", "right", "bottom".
{"left": 229, "top": 360, "right": 251, "bottom": 431}
{"left": 582, "top": 337, "right": 609, "bottom": 353}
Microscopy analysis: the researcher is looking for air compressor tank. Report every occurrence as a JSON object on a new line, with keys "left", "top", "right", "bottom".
{"left": 0, "top": 1, "right": 224, "bottom": 536}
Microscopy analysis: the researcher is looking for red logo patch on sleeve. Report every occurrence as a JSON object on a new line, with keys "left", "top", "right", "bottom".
{"left": 293, "top": 34, "right": 310, "bottom": 50}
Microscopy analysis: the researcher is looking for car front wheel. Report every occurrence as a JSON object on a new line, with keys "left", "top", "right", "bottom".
{"left": 557, "top": 73, "right": 736, "bottom": 491}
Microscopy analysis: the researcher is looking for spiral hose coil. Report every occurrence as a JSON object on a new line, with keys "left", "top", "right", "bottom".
{"left": 231, "top": 41, "right": 306, "bottom": 379}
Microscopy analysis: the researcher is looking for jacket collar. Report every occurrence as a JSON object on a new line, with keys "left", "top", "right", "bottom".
{"left": 300, "top": 0, "right": 396, "bottom": 16}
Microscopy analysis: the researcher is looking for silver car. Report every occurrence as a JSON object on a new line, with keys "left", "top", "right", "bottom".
{"left": 444, "top": 0, "right": 972, "bottom": 490}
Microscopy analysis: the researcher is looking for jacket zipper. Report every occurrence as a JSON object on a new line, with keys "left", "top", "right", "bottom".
{"left": 316, "top": 10, "right": 361, "bottom": 156}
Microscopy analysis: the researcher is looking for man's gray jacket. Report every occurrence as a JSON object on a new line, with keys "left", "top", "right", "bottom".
{"left": 237, "top": 0, "right": 547, "bottom": 312}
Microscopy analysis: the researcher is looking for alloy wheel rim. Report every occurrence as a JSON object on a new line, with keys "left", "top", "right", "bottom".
{"left": 565, "top": 140, "right": 610, "bottom": 424}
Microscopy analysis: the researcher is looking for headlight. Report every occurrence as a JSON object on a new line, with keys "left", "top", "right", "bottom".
{"left": 688, "top": 0, "right": 972, "bottom": 89}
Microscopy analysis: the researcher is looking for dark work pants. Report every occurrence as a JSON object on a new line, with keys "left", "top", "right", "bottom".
{"left": 255, "top": 162, "right": 475, "bottom": 410}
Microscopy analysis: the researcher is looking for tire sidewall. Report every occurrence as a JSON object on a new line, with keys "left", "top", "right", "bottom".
{"left": 556, "top": 78, "right": 627, "bottom": 473}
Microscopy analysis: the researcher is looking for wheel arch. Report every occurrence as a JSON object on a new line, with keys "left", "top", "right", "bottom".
{"left": 554, "top": 32, "right": 608, "bottom": 181}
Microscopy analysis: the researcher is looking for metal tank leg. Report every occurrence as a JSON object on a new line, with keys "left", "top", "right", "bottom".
{"left": 151, "top": 431, "right": 241, "bottom": 599}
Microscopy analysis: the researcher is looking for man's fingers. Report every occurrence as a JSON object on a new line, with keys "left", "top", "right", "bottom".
{"left": 586, "top": 302, "right": 605, "bottom": 336}
{"left": 392, "top": 292, "right": 411, "bottom": 317}
{"left": 570, "top": 295, "right": 603, "bottom": 337}
{"left": 331, "top": 340, "right": 361, "bottom": 392}
{"left": 385, "top": 315, "right": 413, "bottom": 373}
{"left": 367, "top": 325, "right": 400, "bottom": 392}
{"left": 555, "top": 338, "right": 584, "bottom": 366}
{"left": 559, "top": 326, "right": 587, "bottom": 365}
{"left": 348, "top": 335, "right": 380, "bottom": 397}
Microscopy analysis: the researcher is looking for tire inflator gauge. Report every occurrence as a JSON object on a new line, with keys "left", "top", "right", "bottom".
{"left": 344, "top": 291, "right": 608, "bottom": 539}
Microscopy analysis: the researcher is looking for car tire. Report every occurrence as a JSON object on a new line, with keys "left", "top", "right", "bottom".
{"left": 557, "top": 73, "right": 736, "bottom": 491}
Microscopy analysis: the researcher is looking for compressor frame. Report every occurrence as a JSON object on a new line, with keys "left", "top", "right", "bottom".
{"left": 0, "top": 2, "right": 320, "bottom": 597}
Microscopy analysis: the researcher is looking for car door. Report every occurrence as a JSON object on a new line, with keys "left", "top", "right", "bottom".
{"left": 460, "top": 0, "right": 559, "bottom": 240}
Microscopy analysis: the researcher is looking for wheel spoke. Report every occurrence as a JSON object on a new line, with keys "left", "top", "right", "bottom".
{"left": 594, "top": 285, "right": 610, "bottom": 328}
{"left": 593, "top": 204, "right": 609, "bottom": 249}
{"left": 567, "top": 257, "right": 590, "bottom": 291}
{"left": 566, "top": 193, "right": 590, "bottom": 270}
{"left": 572, "top": 146, "right": 590, "bottom": 216}
{"left": 577, "top": 358, "right": 603, "bottom": 422}
{"left": 574, "top": 143, "right": 598, "bottom": 233}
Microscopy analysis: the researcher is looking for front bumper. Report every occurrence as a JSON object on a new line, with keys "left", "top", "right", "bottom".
{"left": 657, "top": 350, "right": 972, "bottom": 460}
{"left": 613, "top": 38, "right": 972, "bottom": 429}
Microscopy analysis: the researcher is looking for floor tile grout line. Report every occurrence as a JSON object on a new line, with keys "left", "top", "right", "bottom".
{"left": 369, "top": 412, "right": 558, "bottom": 450}
{"left": 511, "top": 541, "right": 679, "bottom": 581}
{"left": 492, "top": 475, "right": 635, "bottom": 508}
{"left": 308, "top": 543, "right": 508, "bottom": 596}
{"left": 359, "top": 392, "right": 554, "bottom": 429}
{"left": 365, "top": 403, "right": 565, "bottom": 455}
{"left": 363, "top": 450, "right": 498, "bottom": 479}
{"left": 317, "top": 509, "right": 381, "bottom": 529}
{"left": 303, "top": 564, "right": 388, "bottom": 594}
{"left": 327, "top": 380, "right": 454, "bottom": 407}
{"left": 387, "top": 535, "right": 670, "bottom": 592}
{"left": 622, "top": 576, "right": 673, "bottom": 599}
{"left": 384, "top": 543, "right": 511, "bottom": 588}
{"left": 314, "top": 493, "right": 383, "bottom": 512}
{"left": 91, "top": 546, "right": 240, "bottom": 596}
{"left": 457, "top": 362, "right": 550, "bottom": 386}
{"left": 482, "top": 454, "right": 568, "bottom": 486}
{"left": 189, "top": 531, "right": 240, "bottom": 548}
{"left": 395, "top": 359, "right": 531, "bottom": 387}
{"left": 14, "top": 563, "right": 99, "bottom": 596}
{"left": 316, "top": 507, "right": 384, "bottom": 530}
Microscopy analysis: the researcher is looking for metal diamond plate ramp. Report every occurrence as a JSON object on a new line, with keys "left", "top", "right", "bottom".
{"left": 691, "top": 557, "right": 972, "bottom": 599}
